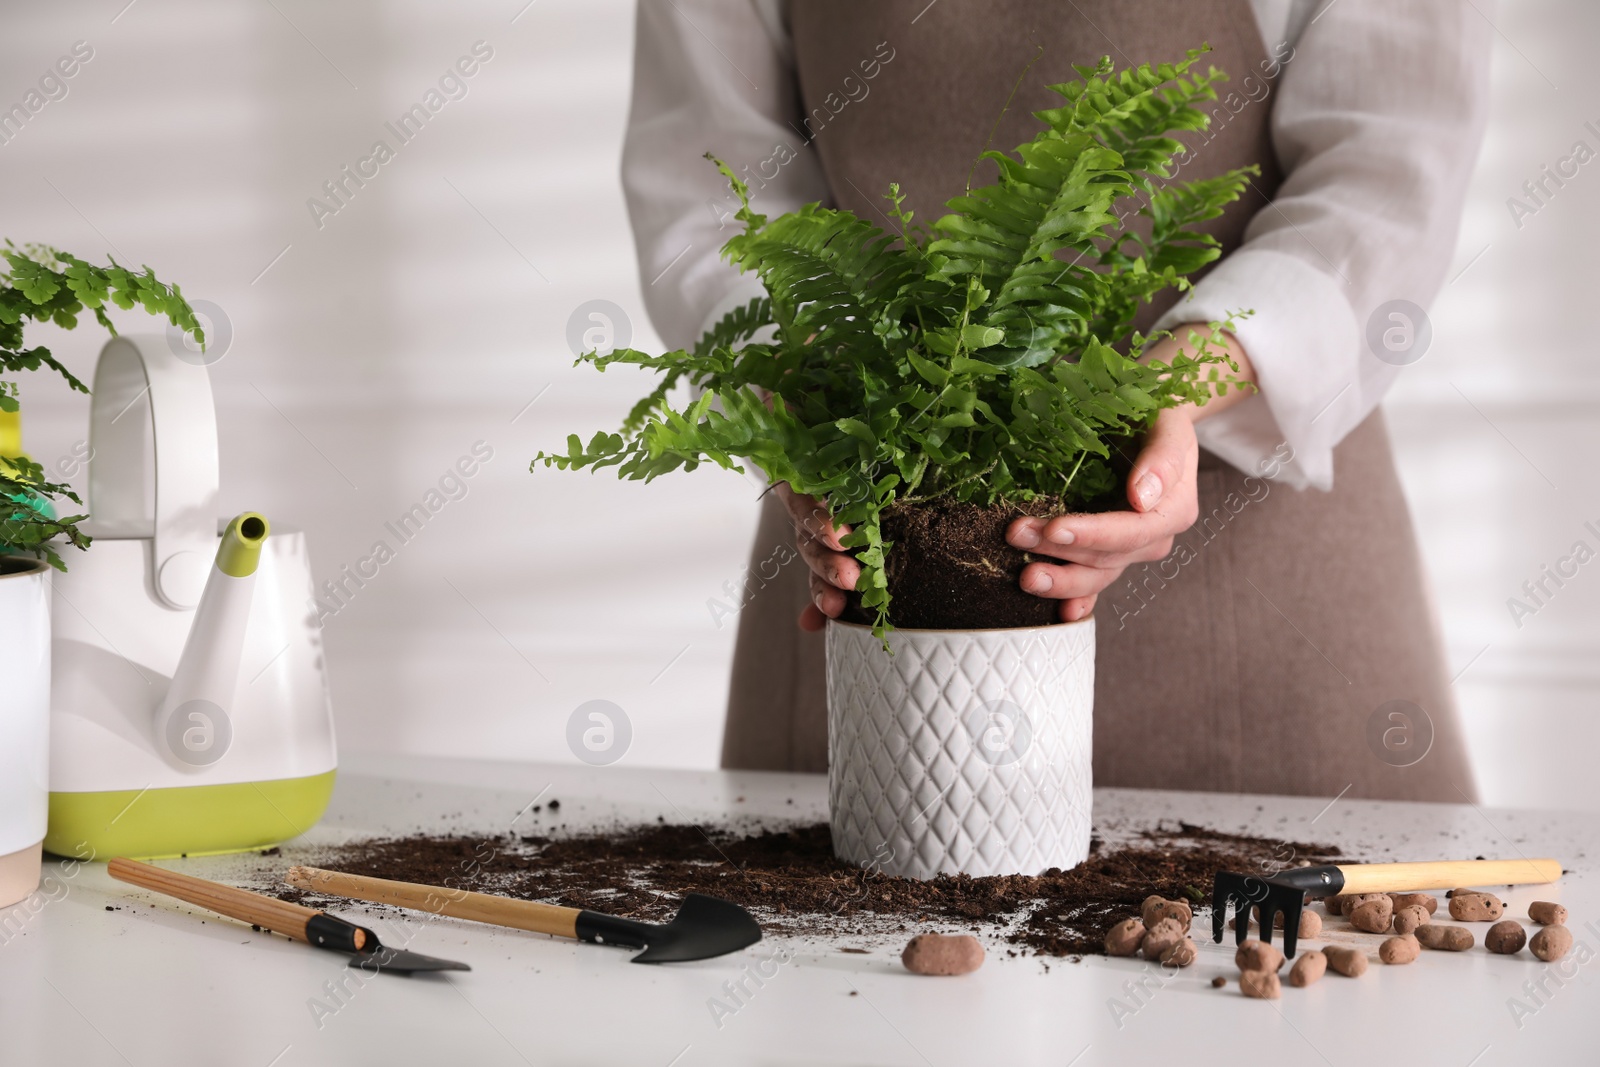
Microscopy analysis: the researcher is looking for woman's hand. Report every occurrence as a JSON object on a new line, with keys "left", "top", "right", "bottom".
{"left": 1004, "top": 326, "right": 1255, "bottom": 622}
{"left": 777, "top": 482, "right": 860, "bottom": 632}
{"left": 1005, "top": 407, "right": 1201, "bottom": 621}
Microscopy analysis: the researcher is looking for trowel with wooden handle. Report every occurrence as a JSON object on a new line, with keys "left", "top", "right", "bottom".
{"left": 288, "top": 865, "right": 762, "bottom": 963}
{"left": 109, "top": 857, "right": 470, "bottom": 974}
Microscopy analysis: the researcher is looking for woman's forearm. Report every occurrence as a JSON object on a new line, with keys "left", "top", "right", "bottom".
{"left": 1143, "top": 324, "right": 1257, "bottom": 423}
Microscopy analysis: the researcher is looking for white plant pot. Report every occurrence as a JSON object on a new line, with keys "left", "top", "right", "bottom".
{"left": 0, "top": 557, "right": 51, "bottom": 908}
{"left": 827, "top": 617, "right": 1095, "bottom": 880}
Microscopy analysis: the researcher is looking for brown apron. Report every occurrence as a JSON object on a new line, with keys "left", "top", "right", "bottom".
{"left": 722, "top": 0, "right": 1478, "bottom": 803}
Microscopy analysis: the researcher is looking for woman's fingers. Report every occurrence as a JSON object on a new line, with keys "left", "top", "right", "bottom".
{"left": 1005, "top": 410, "right": 1200, "bottom": 568}
{"left": 1060, "top": 593, "right": 1097, "bottom": 623}
{"left": 1125, "top": 407, "right": 1197, "bottom": 514}
{"left": 776, "top": 483, "right": 850, "bottom": 550}
{"left": 1019, "top": 559, "right": 1128, "bottom": 601}
{"left": 797, "top": 531, "right": 861, "bottom": 592}
{"left": 775, "top": 481, "right": 858, "bottom": 586}
{"left": 775, "top": 482, "right": 858, "bottom": 631}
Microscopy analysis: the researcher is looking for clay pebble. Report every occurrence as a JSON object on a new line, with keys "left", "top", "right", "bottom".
{"left": 1485, "top": 920, "right": 1527, "bottom": 955}
{"left": 902, "top": 933, "right": 984, "bottom": 976}
{"left": 1322, "top": 945, "right": 1369, "bottom": 977}
{"left": 1142, "top": 917, "right": 1187, "bottom": 961}
{"left": 1350, "top": 896, "right": 1395, "bottom": 934}
{"left": 1239, "top": 969, "right": 1281, "bottom": 999}
{"left": 1289, "top": 950, "right": 1327, "bottom": 987}
{"left": 1415, "top": 924, "right": 1474, "bottom": 952}
{"left": 1248, "top": 906, "right": 1322, "bottom": 939}
{"left": 1392, "top": 904, "right": 1430, "bottom": 936}
{"left": 1529, "top": 901, "right": 1568, "bottom": 926}
{"left": 1449, "top": 892, "right": 1504, "bottom": 922}
{"left": 1104, "top": 917, "right": 1146, "bottom": 957}
{"left": 1340, "top": 893, "right": 1389, "bottom": 917}
{"left": 1142, "top": 895, "right": 1191, "bottom": 929}
{"left": 1160, "top": 938, "right": 1198, "bottom": 968}
{"left": 1234, "top": 939, "right": 1285, "bottom": 973}
{"left": 1530, "top": 925, "right": 1573, "bottom": 963}
{"left": 1211, "top": 976, "right": 1227, "bottom": 988}
{"left": 1390, "top": 892, "right": 1439, "bottom": 916}
{"left": 1379, "top": 934, "right": 1420, "bottom": 965}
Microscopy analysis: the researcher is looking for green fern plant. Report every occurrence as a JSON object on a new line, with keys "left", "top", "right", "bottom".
{"left": 1, "top": 242, "right": 204, "bottom": 570}
{"left": 536, "top": 50, "right": 1254, "bottom": 637}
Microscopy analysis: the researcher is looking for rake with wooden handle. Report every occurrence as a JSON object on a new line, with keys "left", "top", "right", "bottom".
{"left": 109, "top": 857, "right": 469, "bottom": 974}
{"left": 287, "top": 865, "right": 762, "bottom": 963}
{"left": 1212, "top": 856, "right": 1564, "bottom": 958}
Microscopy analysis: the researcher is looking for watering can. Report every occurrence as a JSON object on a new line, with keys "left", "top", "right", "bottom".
{"left": 46, "top": 336, "right": 336, "bottom": 860}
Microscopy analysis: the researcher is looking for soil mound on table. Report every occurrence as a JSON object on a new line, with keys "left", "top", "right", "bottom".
{"left": 263, "top": 819, "right": 1341, "bottom": 958}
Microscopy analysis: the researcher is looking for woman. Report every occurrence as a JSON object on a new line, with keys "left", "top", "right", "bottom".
{"left": 621, "top": 0, "right": 1490, "bottom": 801}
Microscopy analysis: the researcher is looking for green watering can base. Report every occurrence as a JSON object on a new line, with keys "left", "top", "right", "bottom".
{"left": 45, "top": 770, "right": 337, "bottom": 860}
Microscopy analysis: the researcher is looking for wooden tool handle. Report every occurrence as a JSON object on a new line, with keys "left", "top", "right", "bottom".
{"left": 1338, "top": 857, "right": 1562, "bottom": 894}
{"left": 109, "top": 857, "right": 329, "bottom": 944}
{"left": 287, "top": 865, "right": 581, "bottom": 940}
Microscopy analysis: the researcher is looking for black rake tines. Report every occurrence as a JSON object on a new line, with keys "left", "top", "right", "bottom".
{"left": 1210, "top": 865, "right": 1346, "bottom": 960}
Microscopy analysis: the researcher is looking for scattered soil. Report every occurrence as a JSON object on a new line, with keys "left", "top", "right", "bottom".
{"left": 260, "top": 819, "right": 1342, "bottom": 958}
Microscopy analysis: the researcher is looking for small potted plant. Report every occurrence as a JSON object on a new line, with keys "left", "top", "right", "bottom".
{"left": 538, "top": 51, "right": 1250, "bottom": 878}
{"left": 0, "top": 243, "right": 201, "bottom": 905}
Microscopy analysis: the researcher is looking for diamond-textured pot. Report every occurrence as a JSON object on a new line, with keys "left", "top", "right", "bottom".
{"left": 826, "top": 617, "right": 1094, "bottom": 880}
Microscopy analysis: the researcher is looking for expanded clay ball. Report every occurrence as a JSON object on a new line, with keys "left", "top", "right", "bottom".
{"left": 1160, "top": 938, "right": 1198, "bottom": 968}
{"left": 1141, "top": 895, "right": 1170, "bottom": 927}
{"left": 1529, "top": 901, "right": 1568, "bottom": 926}
{"left": 1150, "top": 899, "right": 1194, "bottom": 928}
{"left": 1252, "top": 905, "right": 1319, "bottom": 937}
{"left": 1379, "top": 935, "right": 1421, "bottom": 965}
{"left": 1341, "top": 893, "right": 1388, "bottom": 917}
{"left": 1321, "top": 895, "right": 1346, "bottom": 917}
{"left": 1104, "top": 918, "right": 1146, "bottom": 957}
{"left": 1350, "top": 896, "right": 1395, "bottom": 934}
{"left": 901, "top": 933, "right": 984, "bottom": 976}
{"left": 1530, "top": 925, "right": 1573, "bottom": 963}
{"left": 1449, "top": 892, "right": 1505, "bottom": 922}
{"left": 1142, "top": 917, "right": 1187, "bottom": 961}
{"left": 1289, "top": 951, "right": 1327, "bottom": 988}
{"left": 1485, "top": 920, "right": 1527, "bottom": 955}
{"left": 1234, "top": 939, "right": 1285, "bottom": 974}
{"left": 1322, "top": 945, "right": 1369, "bottom": 977}
{"left": 1393, "top": 904, "right": 1430, "bottom": 936}
{"left": 1391, "top": 892, "right": 1439, "bottom": 916}
{"left": 1211, "top": 976, "right": 1227, "bottom": 988}
{"left": 1415, "top": 925, "right": 1475, "bottom": 952}
{"left": 1239, "top": 969, "right": 1281, "bottom": 1000}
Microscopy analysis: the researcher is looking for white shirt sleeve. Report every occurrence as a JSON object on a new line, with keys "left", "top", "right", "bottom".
{"left": 1154, "top": 0, "right": 1493, "bottom": 490}
{"left": 621, "top": 0, "right": 830, "bottom": 351}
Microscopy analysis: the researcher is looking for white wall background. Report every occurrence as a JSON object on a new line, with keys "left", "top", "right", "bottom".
{"left": 2, "top": 0, "right": 1595, "bottom": 810}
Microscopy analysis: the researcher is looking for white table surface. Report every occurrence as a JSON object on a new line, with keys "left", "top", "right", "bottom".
{"left": 2, "top": 752, "right": 1595, "bottom": 1067}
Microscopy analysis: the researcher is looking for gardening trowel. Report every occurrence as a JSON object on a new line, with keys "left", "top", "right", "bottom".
{"left": 109, "top": 858, "right": 470, "bottom": 974}
{"left": 287, "top": 865, "right": 763, "bottom": 963}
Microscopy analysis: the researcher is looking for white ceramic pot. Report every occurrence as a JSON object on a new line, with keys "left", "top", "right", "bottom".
{"left": 827, "top": 617, "right": 1095, "bottom": 880}
{"left": 0, "top": 556, "right": 50, "bottom": 908}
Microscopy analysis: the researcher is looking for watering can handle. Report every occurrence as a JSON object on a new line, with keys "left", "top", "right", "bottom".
{"left": 88, "top": 335, "right": 219, "bottom": 610}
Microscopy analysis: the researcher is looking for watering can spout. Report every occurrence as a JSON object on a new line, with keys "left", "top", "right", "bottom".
{"left": 152, "top": 512, "right": 270, "bottom": 770}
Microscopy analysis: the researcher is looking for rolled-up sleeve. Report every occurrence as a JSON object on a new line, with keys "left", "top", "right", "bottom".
{"left": 622, "top": 0, "right": 830, "bottom": 351}
{"left": 1154, "top": 0, "right": 1493, "bottom": 489}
